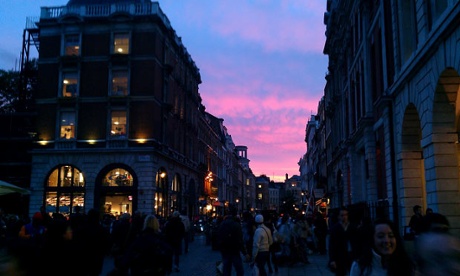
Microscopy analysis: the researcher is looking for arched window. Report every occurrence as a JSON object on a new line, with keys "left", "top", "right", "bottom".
{"left": 170, "top": 174, "right": 182, "bottom": 212}
{"left": 103, "top": 168, "right": 133, "bottom": 186}
{"left": 155, "top": 168, "right": 168, "bottom": 217}
{"left": 45, "top": 165, "right": 85, "bottom": 217}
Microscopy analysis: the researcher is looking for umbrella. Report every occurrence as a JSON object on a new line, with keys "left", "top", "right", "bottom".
{"left": 0, "top": 180, "right": 30, "bottom": 196}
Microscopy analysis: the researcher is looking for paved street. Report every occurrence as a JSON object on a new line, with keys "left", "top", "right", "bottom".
{"left": 102, "top": 233, "right": 334, "bottom": 276}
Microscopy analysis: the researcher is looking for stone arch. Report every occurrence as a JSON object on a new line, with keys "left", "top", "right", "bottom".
{"left": 425, "top": 68, "right": 460, "bottom": 222}
{"left": 95, "top": 163, "right": 138, "bottom": 217}
{"left": 399, "top": 103, "right": 425, "bottom": 225}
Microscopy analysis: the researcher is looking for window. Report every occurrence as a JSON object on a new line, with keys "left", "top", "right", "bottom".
{"left": 111, "top": 110, "right": 127, "bottom": 137}
{"left": 64, "top": 34, "right": 80, "bottom": 56}
{"left": 60, "top": 111, "right": 76, "bottom": 139}
{"left": 45, "top": 165, "right": 85, "bottom": 217}
{"left": 113, "top": 33, "right": 129, "bottom": 54}
{"left": 103, "top": 168, "right": 133, "bottom": 187}
{"left": 155, "top": 169, "right": 168, "bottom": 217}
{"left": 111, "top": 70, "right": 129, "bottom": 96}
{"left": 62, "top": 72, "right": 78, "bottom": 97}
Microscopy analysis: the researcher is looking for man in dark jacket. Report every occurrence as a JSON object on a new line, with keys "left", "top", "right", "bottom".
{"left": 217, "top": 214, "right": 250, "bottom": 276}
{"left": 163, "top": 211, "right": 185, "bottom": 272}
{"left": 329, "top": 207, "right": 358, "bottom": 276}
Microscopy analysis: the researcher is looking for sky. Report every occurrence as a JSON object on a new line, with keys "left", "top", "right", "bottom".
{"left": 0, "top": 0, "right": 328, "bottom": 182}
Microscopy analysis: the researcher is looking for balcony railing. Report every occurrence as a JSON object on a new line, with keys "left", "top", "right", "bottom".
{"left": 40, "top": 2, "right": 171, "bottom": 30}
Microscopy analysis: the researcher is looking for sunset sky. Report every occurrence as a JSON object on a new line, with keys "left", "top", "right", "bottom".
{"left": 0, "top": 0, "right": 328, "bottom": 182}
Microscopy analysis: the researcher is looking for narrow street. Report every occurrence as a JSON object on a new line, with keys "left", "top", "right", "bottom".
{"left": 101, "top": 233, "right": 334, "bottom": 276}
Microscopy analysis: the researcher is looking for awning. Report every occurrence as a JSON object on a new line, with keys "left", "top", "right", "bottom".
{"left": 0, "top": 180, "right": 30, "bottom": 196}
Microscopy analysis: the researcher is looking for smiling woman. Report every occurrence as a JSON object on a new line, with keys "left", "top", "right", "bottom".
{"left": 350, "top": 218, "right": 415, "bottom": 276}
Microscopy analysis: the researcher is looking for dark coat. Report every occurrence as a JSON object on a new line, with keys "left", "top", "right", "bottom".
{"left": 120, "top": 228, "right": 173, "bottom": 276}
{"left": 329, "top": 222, "right": 359, "bottom": 265}
{"left": 163, "top": 216, "right": 185, "bottom": 248}
{"left": 217, "top": 216, "right": 247, "bottom": 254}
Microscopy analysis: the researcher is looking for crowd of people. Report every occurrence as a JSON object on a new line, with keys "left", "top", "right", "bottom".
{"left": 327, "top": 206, "right": 459, "bottom": 276}
{"left": 215, "top": 209, "right": 328, "bottom": 276}
{"left": 0, "top": 207, "right": 192, "bottom": 276}
{"left": 1, "top": 205, "right": 459, "bottom": 276}
{"left": 215, "top": 206, "right": 459, "bottom": 276}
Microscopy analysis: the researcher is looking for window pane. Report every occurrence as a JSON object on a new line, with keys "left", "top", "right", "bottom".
{"left": 114, "top": 33, "right": 129, "bottom": 54}
{"left": 72, "top": 193, "right": 85, "bottom": 212}
{"left": 74, "top": 169, "right": 85, "bottom": 187}
{"left": 62, "top": 73, "right": 78, "bottom": 97}
{"left": 111, "top": 110, "right": 127, "bottom": 137}
{"left": 48, "top": 169, "right": 58, "bottom": 187}
{"left": 59, "top": 193, "right": 71, "bottom": 215}
{"left": 60, "top": 112, "right": 76, "bottom": 139}
{"left": 111, "top": 71, "right": 128, "bottom": 96}
{"left": 45, "top": 192, "right": 58, "bottom": 215}
{"left": 65, "top": 34, "right": 80, "bottom": 56}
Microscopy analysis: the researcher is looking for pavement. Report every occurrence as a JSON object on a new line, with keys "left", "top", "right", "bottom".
{"left": 102, "top": 233, "right": 335, "bottom": 276}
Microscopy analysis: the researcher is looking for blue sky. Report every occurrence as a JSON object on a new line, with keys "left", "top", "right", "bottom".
{"left": 0, "top": 0, "right": 328, "bottom": 182}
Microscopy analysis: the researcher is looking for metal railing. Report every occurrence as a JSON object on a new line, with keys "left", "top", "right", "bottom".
{"left": 40, "top": 2, "right": 171, "bottom": 29}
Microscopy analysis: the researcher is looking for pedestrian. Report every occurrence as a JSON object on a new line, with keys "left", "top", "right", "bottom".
{"left": 408, "top": 205, "right": 423, "bottom": 236}
{"left": 180, "top": 209, "right": 191, "bottom": 254}
{"left": 414, "top": 215, "right": 459, "bottom": 276}
{"left": 292, "top": 214, "right": 311, "bottom": 264}
{"left": 328, "top": 207, "right": 359, "bottom": 276}
{"left": 42, "top": 212, "right": 79, "bottom": 276}
{"left": 116, "top": 214, "right": 173, "bottom": 276}
{"left": 73, "top": 208, "right": 110, "bottom": 276}
{"left": 251, "top": 214, "right": 273, "bottom": 276}
{"left": 163, "top": 211, "right": 185, "bottom": 272}
{"left": 217, "top": 212, "right": 250, "bottom": 276}
{"left": 18, "top": 212, "right": 46, "bottom": 241}
{"left": 425, "top": 208, "right": 433, "bottom": 215}
{"left": 350, "top": 218, "right": 414, "bottom": 276}
{"left": 110, "top": 213, "right": 131, "bottom": 258}
{"left": 313, "top": 211, "right": 328, "bottom": 255}
{"left": 241, "top": 211, "right": 255, "bottom": 260}
{"left": 276, "top": 214, "right": 293, "bottom": 264}
{"left": 264, "top": 213, "right": 280, "bottom": 274}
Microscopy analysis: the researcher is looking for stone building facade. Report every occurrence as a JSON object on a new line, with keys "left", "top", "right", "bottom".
{"left": 25, "top": 0, "right": 254, "bottom": 219}
{"left": 319, "top": 0, "right": 460, "bottom": 235}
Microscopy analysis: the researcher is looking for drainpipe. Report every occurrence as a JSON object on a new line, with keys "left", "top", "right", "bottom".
{"left": 388, "top": 100, "right": 399, "bottom": 229}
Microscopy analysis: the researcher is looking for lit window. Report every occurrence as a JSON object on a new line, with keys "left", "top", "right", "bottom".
{"left": 62, "top": 73, "right": 78, "bottom": 97}
{"left": 258, "top": 184, "right": 262, "bottom": 188}
{"left": 103, "top": 168, "right": 133, "bottom": 187}
{"left": 64, "top": 34, "right": 80, "bottom": 56}
{"left": 60, "top": 112, "right": 76, "bottom": 139}
{"left": 45, "top": 165, "right": 85, "bottom": 216}
{"left": 111, "top": 110, "right": 127, "bottom": 137}
{"left": 113, "top": 33, "right": 129, "bottom": 54}
{"left": 111, "top": 70, "right": 128, "bottom": 96}
{"left": 258, "top": 193, "right": 263, "bottom": 200}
